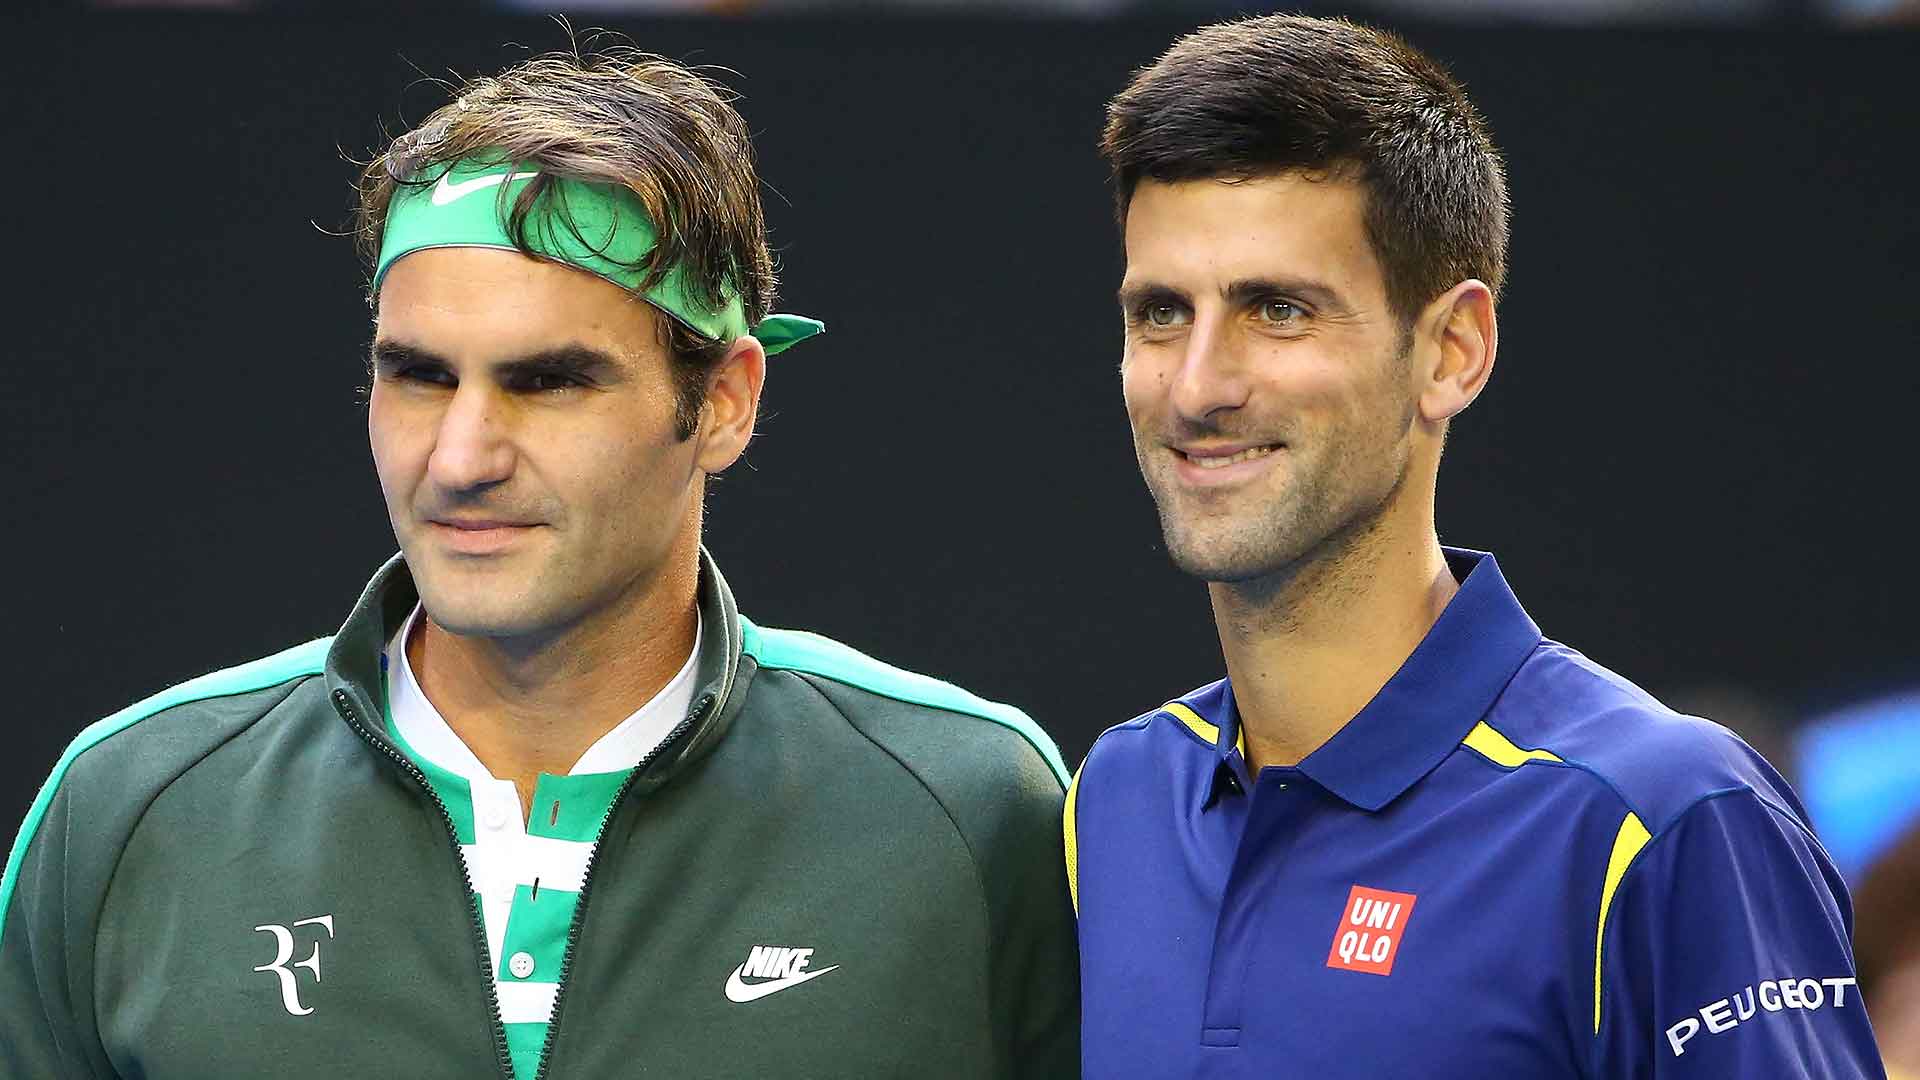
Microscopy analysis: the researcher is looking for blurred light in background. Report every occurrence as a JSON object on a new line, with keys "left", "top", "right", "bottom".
{"left": 1800, "top": 691, "right": 1920, "bottom": 1078}
{"left": 1796, "top": 689, "right": 1920, "bottom": 888}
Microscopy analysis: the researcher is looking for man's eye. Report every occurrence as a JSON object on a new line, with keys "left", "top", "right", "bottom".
{"left": 524, "top": 373, "right": 577, "bottom": 392}
{"left": 399, "top": 366, "right": 455, "bottom": 386}
{"left": 1145, "top": 304, "right": 1183, "bottom": 327}
{"left": 1258, "top": 300, "right": 1300, "bottom": 323}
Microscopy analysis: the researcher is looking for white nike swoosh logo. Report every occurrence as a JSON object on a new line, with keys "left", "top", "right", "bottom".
{"left": 430, "top": 169, "right": 541, "bottom": 206}
{"left": 723, "top": 963, "right": 840, "bottom": 1003}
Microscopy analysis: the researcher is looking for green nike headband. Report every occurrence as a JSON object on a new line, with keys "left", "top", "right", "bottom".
{"left": 372, "top": 155, "right": 824, "bottom": 356}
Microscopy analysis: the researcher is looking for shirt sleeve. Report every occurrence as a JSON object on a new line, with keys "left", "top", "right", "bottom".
{"left": 989, "top": 762, "right": 1081, "bottom": 1079}
{"left": 1592, "top": 787, "right": 1887, "bottom": 1078}
{"left": 0, "top": 781, "right": 107, "bottom": 1078}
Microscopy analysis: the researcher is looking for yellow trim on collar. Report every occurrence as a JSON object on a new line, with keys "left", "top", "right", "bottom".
{"left": 1164, "top": 702, "right": 1247, "bottom": 757}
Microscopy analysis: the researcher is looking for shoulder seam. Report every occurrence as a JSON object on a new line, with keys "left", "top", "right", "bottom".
{"left": 1588, "top": 784, "right": 1789, "bottom": 1066}
{"left": 0, "top": 638, "right": 332, "bottom": 946}
{"left": 1642, "top": 783, "right": 1802, "bottom": 849}
{"left": 739, "top": 619, "right": 1066, "bottom": 787}
{"left": 1462, "top": 726, "right": 1670, "bottom": 827}
{"left": 96, "top": 675, "right": 312, "bottom": 949}
{"left": 1080, "top": 710, "right": 1160, "bottom": 760}
{"left": 1454, "top": 737, "right": 1648, "bottom": 822}
{"left": 1457, "top": 722, "right": 1800, "bottom": 847}
{"left": 1745, "top": 788, "right": 1840, "bottom": 864}
{"left": 789, "top": 670, "right": 996, "bottom": 934}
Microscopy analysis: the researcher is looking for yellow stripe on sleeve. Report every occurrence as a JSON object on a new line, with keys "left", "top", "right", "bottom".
{"left": 1063, "top": 765, "right": 1082, "bottom": 915}
{"left": 1593, "top": 812, "right": 1652, "bottom": 1034}
{"left": 1462, "top": 721, "right": 1563, "bottom": 767}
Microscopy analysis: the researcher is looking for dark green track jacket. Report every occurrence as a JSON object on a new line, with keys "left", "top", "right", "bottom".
{"left": 0, "top": 552, "right": 1078, "bottom": 1078}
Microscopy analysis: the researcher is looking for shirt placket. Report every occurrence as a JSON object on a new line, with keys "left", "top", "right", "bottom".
{"left": 1200, "top": 767, "right": 1314, "bottom": 1072}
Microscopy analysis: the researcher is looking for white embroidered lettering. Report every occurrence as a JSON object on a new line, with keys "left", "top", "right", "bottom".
{"left": 1666, "top": 1018, "right": 1701, "bottom": 1056}
{"left": 1822, "top": 977, "right": 1856, "bottom": 1007}
{"left": 1664, "top": 974, "right": 1858, "bottom": 1057}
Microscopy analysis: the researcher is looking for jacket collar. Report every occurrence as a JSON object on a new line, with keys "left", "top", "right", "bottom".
{"left": 324, "top": 546, "right": 746, "bottom": 788}
{"left": 1196, "top": 548, "right": 1542, "bottom": 812}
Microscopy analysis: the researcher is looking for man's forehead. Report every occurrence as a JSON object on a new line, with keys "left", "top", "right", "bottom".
{"left": 374, "top": 247, "right": 661, "bottom": 357}
{"left": 1121, "top": 174, "right": 1378, "bottom": 294}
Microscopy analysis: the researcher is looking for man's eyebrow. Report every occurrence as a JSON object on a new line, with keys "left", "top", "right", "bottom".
{"left": 369, "top": 340, "right": 625, "bottom": 379}
{"left": 1222, "top": 277, "right": 1347, "bottom": 312}
{"left": 1117, "top": 282, "right": 1189, "bottom": 310}
{"left": 497, "top": 344, "right": 624, "bottom": 380}
{"left": 369, "top": 339, "right": 443, "bottom": 371}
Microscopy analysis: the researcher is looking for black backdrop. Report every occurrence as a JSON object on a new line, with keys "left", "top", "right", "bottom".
{"left": 4, "top": 13, "right": 1917, "bottom": 843}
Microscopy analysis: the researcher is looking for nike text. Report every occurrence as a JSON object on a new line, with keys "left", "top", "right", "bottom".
{"left": 724, "top": 944, "right": 839, "bottom": 1003}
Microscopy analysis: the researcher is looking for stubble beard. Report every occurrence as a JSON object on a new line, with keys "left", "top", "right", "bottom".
{"left": 1142, "top": 384, "right": 1418, "bottom": 605}
{"left": 1152, "top": 442, "right": 1406, "bottom": 589}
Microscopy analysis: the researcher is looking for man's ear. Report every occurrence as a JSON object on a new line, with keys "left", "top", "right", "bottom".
{"left": 1415, "top": 279, "right": 1498, "bottom": 425}
{"left": 694, "top": 334, "right": 766, "bottom": 474}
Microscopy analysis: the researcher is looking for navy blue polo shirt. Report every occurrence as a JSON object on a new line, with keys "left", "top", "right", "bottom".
{"left": 1067, "top": 550, "right": 1884, "bottom": 1077}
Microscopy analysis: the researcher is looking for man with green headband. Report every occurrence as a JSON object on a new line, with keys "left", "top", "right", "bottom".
{"left": 0, "top": 49, "right": 1077, "bottom": 1079}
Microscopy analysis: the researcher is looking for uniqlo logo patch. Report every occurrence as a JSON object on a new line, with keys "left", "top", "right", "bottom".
{"left": 1326, "top": 885, "right": 1418, "bottom": 976}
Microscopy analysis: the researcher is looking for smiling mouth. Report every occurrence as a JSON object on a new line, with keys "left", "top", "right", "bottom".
{"left": 1180, "top": 445, "right": 1282, "bottom": 470}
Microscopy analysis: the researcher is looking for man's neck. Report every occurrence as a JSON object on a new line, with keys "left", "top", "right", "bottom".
{"left": 406, "top": 560, "right": 700, "bottom": 813}
{"left": 1211, "top": 506, "right": 1457, "bottom": 774}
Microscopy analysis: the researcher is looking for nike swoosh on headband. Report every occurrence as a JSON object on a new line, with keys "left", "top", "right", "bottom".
{"left": 430, "top": 169, "right": 541, "bottom": 206}
{"left": 377, "top": 153, "right": 825, "bottom": 355}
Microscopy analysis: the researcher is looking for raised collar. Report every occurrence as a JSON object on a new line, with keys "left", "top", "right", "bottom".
{"left": 382, "top": 604, "right": 703, "bottom": 782}
{"left": 1191, "top": 548, "right": 1542, "bottom": 813}
{"left": 326, "top": 545, "right": 747, "bottom": 790}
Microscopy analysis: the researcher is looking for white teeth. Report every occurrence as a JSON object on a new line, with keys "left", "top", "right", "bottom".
{"left": 1187, "top": 445, "right": 1278, "bottom": 469}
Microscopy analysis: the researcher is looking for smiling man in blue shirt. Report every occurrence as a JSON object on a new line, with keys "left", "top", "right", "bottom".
{"left": 1067, "top": 15, "right": 1885, "bottom": 1078}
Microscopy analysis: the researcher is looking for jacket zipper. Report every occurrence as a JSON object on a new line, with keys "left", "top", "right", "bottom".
{"left": 530, "top": 692, "right": 714, "bottom": 1080}
{"left": 331, "top": 688, "right": 517, "bottom": 1080}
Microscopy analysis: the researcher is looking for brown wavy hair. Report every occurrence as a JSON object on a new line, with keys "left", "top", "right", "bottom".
{"left": 1100, "top": 15, "right": 1509, "bottom": 327}
{"left": 355, "top": 45, "right": 774, "bottom": 437}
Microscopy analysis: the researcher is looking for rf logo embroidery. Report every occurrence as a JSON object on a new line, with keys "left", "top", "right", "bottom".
{"left": 252, "top": 915, "right": 336, "bottom": 1016}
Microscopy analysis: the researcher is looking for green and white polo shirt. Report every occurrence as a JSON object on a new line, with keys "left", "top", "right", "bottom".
{"left": 382, "top": 608, "right": 700, "bottom": 1079}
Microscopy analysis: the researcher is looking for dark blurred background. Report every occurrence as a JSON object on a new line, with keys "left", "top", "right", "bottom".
{"left": 3, "top": 7, "right": 1916, "bottom": 1002}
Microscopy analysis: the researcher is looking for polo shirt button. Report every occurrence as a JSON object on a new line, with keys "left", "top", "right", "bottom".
{"left": 509, "top": 951, "right": 536, "bottom": 979}
{"left": 483, "top": 803, "right": 510, "bottom": 831}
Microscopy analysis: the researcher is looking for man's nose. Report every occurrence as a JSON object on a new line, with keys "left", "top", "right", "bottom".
{"left": 1167, "top": 319, "right": 1251, "bottom": 423}
{"left": 426, "top": 383, "right": 516, "bottom": 492}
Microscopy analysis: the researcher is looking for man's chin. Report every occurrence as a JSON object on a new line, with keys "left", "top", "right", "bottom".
{"left": 1160, "top": 522, "right": 1302, "bottom": 585}
{"left": 1167, "top": 548, "right": 1283, "bottom": 584}
{"left": 407, "top": 567, "right": 545, "bottom": 640}
{"left": 416, "top": 605, "right": 555, "bottom": 643}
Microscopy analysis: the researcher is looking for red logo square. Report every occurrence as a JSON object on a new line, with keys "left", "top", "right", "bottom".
{"left": 1326, "top": 885, "right": 1418, "bottom": 976}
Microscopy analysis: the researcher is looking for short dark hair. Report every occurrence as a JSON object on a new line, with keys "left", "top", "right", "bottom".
{"left": 355, "top": 45, "right": 771, "bottom": 439}
{"left": 1100, "top": 15, "right": 1509, "bottom": 325}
